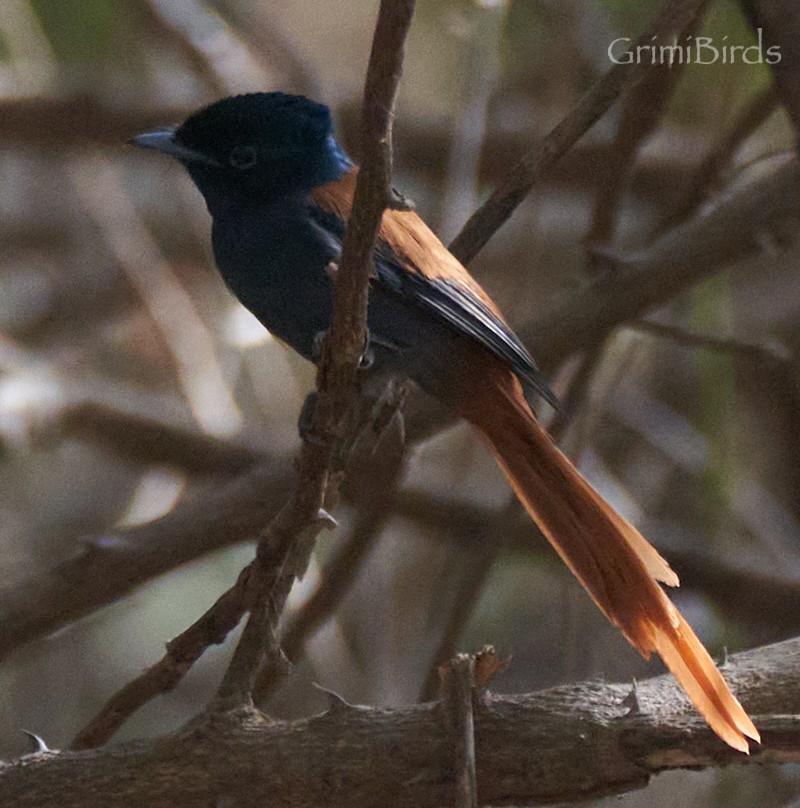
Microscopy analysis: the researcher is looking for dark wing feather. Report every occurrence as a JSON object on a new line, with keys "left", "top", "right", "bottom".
{"left": 307, "top": 172, "right": 558, "bottom": 408}
{"left": 379, "top": 264, "right": 559, "bottom": 408}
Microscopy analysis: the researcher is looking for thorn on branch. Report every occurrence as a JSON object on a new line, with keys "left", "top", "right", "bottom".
{"left": 312, "top": 682, "right": 360, "bottom": 714}
{"left": 21, "top": 730, "right": 52, "bottom": 754}
{"left": 388, "top": 187, "right": 415, "bottom": 211}
{"left": 622, "top": 679, "right": 642, "bottom": 717}
{"left": 314, "top": 508, "right": 338, "bottom": 531}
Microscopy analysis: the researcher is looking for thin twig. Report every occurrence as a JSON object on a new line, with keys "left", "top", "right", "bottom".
{"left": 586, "top": 2, "right": 709, "bottom": 252}
{"left": 439, "top": 654, "right": 478, "bottom": 808}
{"left": 448, "top": 0, "right": 709, "bottom": 265}
{"left": 418, "top": 538, "right": 500, "bottom": 704}
{"left": 661, "top": 86, "right": 779, "bottom": 231}
{"left": 630, "top": 319, "right": 792, "bottom": 367}
{"left": 71, "top": 562, "right": 254, "bottom": 749}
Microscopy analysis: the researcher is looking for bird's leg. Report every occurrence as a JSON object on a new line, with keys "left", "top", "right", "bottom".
{"left": 302, "top": 327, "right": 374, "bottom": 445}
{"left": 311, "top": 329, "right": 327, "bottom": 363}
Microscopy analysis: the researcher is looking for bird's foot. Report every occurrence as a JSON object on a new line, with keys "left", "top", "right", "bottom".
{"left": 297, "top": 391, "right": 328, "bottom": 445}
{"left": 359, "top": 328, "right": 375, "bottom": 371}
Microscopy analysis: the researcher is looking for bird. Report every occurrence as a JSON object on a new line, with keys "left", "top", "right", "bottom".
{"left": 132, "top": 92, "right": 759, "bottom": 752}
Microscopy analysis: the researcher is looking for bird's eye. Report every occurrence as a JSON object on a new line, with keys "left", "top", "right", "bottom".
{"left": 229, "top": 145, "right": 258, "bottom": 170}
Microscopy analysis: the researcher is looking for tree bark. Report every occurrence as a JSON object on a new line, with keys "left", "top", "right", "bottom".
{"left": 3, "top": 637, "right": 800, "bottom": 807}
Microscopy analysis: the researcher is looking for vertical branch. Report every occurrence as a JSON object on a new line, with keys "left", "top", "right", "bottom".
{"left": 439, "top": 654, "right": 478, "bottom": 808}
{"left": 314, "top": 0, "right": 416, "bottom": 413}
{"left": 217, "top": 0, "right": 416, "bottom": 707}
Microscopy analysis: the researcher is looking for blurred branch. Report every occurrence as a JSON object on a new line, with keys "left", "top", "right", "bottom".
{"left": 138, "top": 0, "right": 268, "bottom": 94}
{"left": 59, "top": 403, "right": 264, "bottom": 475}
{"left": 586, "top": 3, "right": 709, "bottom": 251}
{"left": 393, "top": 486, "right": 800, "bottom": 640}
{"left": 0, "top": 96, "right": 191, "bottom": 146}
{"left": 5, "top": 637, "right": 800, "bottom": 806}
{"left": 208, "top": 0, "right": 321, "bottom": 97}
{"left": 448, "top": 0, "right": 710, "bottom": 265}
{"left": 0, "top": 94, "right": 702, "bottom": 211}
{"left": 435, "top": 2, "right": 503, "bottom": 242}
{"left": 404, "top": 159, "right": 800, "bottom": 443}
{"left": 417, "top": 513, "right": 503, "bottom": 703}
{"left": 521, "top": 160, "right": 800, "bottom": 371}
{"left": 545, "top": 341, "right": 607, "bottom": 444}
{"left": 0, "top": 457, "right": 291, "bottom": 663}
{"left": 629, "top": 319, "right": 792, "bottom": 369}
{"left": 70, "top": 155, "right": 242, "bottom": 437}
{"left": 136, "top": 0, "right": 228, "bottom": 96}
{"left": 740, "top": 0, "right": 800, "bottom": 139}
{"left": 662, "top": 86, "right": 779, "bottom": 230}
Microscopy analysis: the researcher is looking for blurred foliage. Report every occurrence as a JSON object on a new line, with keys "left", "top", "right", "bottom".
{"left": 30, "top": 0, "right": 127, "bottom": 61}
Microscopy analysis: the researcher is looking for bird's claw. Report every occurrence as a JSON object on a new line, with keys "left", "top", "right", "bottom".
{"left": 359, "top": 329, "right": 374, "bottom": 370}
{"left": 388, "top": 188, "right": 415, "bottom": 211}
{"left": 312, "top": 330, "right": 328, "bottom": 364}
{"left": 297, "top": 391, "right": 327, "bottom": 445}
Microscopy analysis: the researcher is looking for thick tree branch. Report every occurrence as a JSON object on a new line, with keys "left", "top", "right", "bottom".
{"left": 3, "top": 638, "right": 800, "bottom": 807}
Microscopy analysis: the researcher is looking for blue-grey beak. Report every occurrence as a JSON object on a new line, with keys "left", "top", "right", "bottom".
{"left": 129, "top": 127, "right": 221, "bottom": 167}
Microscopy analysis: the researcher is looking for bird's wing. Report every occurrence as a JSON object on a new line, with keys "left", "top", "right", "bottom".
{"left": 308, "top": 170, "right": 558, "bottom": 408}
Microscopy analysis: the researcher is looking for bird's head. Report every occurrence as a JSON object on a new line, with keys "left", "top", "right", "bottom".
{"left": 131, "top": 92, "right": 352, "bottom": 214}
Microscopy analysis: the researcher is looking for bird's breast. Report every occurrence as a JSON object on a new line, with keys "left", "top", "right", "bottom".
{"left": 211, "top": 205, "right": 335, "bottom": 362}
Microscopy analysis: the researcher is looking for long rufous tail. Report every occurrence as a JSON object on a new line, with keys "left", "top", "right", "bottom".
{"left": 459, "top": 370, "right": 760, "bottom": 753}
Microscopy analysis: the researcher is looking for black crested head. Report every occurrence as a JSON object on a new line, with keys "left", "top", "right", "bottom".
{"left": 177, "top": 93, "right": 332, "bottom": 163}
{"left": 134, "top": 92, "right": 352, "bottom": 215}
